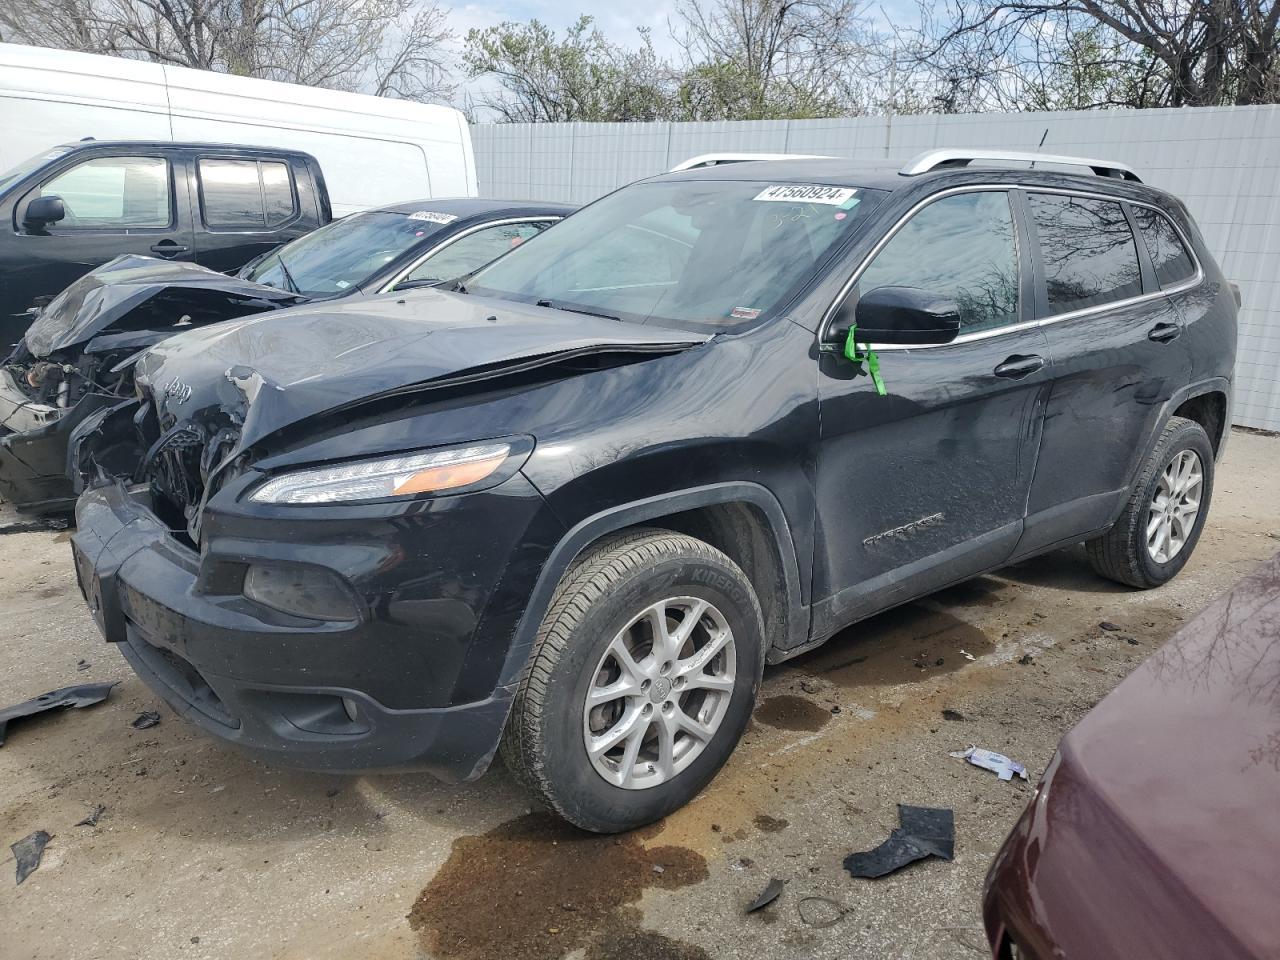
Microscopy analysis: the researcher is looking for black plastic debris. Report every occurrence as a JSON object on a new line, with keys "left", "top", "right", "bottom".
{"left": 12, "top": 830, "right": 51, "bottom": 885}
{"left": 75, "top": 805, "right": 106, "bottom": 827}
{"left": 1099, "top": 621, "right": 1122, "bottom": 632}
{"left": 746, "top": 877, "right": 784, "bottom": 913}
{"left": 0, "top": 681, "right": 117, "bottom": 747}
{"left": 131, "top": 711, "right": 161, "bottom": 730}
{"left": 0, "top": 518, "right": 69, "bottom": 536}
{"left": 844, "top": 805, "right": 955, "bottom": 879}
{"left": 941, "top": 709, "right": 966, "bottom": 722}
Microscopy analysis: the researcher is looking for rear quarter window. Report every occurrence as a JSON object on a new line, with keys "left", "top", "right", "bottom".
{"left": 1133, "top": 206, "right": 1197, "bottom": 287}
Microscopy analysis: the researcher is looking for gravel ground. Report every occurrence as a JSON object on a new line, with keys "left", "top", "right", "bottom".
{"left": 1, "top": 428, "right": 1277, "bottom": 960}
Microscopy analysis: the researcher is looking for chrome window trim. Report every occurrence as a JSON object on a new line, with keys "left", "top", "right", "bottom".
{"left": 819, "top": 183, "right": 1204, "bottom": 352}
{"left": 377, "top": 216, "right": 562, "bottom": 293}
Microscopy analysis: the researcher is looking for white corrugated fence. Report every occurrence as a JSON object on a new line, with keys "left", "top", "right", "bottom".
{"left": 472, "top": 106, "right": 1280, "bottom": 431}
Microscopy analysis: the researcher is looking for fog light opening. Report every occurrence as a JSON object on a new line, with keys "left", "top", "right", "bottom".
{"left": 242, "top": 563, "right": 359, "bottom": 622}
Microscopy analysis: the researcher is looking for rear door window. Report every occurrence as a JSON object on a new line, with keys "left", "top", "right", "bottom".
{"left": 856, "top": 190, "right": 1020, "bottom": 334}
{"left": 1133, "top": 206, "right": 1197, "bottom": 287}
{"left": 1028, "top": 194, "right": 1144, "bottom": 315}
{"left": 199, "top": 158, "right": 298, "bottom": 229}
{"left": 39, "top": 156, "right": 171, "bottom": 228}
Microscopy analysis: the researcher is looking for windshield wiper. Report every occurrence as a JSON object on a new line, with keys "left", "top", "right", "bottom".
{"left": 275, "top": 255, "right": 301, "bottom": 294}
{"left": 535, "top": 299, "right": 619, "bottom": 322}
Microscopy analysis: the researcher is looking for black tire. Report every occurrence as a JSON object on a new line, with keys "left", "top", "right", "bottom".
{"left": 1086, "top": 416, "right": 1214, "bottom": 588}
{"left": 500, "top": 528, "right": 765, "bottom": 833}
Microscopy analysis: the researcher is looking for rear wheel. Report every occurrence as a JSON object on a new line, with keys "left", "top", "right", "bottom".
{"left": 501, "top": 528, "right": 764, "bottom": 833}
{"left": 1086, "top": 416, "right": 1214, "bottom": 588}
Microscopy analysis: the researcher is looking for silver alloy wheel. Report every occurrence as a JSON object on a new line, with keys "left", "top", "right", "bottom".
{"left": 582, "top": 596, "right": 737, "bottom": 790}
{"left": 1147, "top": 449, "right": 1203, "bottom": 564}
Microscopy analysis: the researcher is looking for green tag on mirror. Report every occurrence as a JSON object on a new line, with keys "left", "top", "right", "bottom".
{"left": 842, "top": 324, "right": 887, "bottom": 396}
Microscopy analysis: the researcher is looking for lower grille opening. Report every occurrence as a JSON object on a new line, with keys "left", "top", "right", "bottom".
{"left": 123, "top": 627, "right": 238, "bottom": 729}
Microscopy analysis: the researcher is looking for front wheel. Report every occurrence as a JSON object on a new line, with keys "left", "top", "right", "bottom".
{"left": 501, "top": 529, "right": 764, "bottom": 833}
{"left": 1086, "top": 416, "right": 1214, "bottom": 588}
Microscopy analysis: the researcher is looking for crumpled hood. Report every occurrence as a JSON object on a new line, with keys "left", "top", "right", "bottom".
{"left": 23, "top": 255, "right": 304, "bottom": 357}
{"left": 136, "top": 287, "right": 710, "bottom": 451}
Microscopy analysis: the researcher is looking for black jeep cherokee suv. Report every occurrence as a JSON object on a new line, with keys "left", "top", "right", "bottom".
{"left": 69, "top": 151, "right": 1235, "bottom": 833}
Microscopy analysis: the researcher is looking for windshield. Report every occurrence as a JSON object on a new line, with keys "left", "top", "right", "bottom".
{"left": 0, "top": 146, "right": 74, "bottom": 194}
{"left": 242, "top": 209, "right": 457, "bottom": 296}
{"left": 468, "top": 179, "right": 883, "bottom": 331}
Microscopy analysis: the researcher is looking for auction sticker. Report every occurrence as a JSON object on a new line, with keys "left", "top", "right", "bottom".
{"left": 753, "top": 184, "right": 858, "bottom": 207}
{"left": 408, "top": 211, "right": 459, "bottom": 224}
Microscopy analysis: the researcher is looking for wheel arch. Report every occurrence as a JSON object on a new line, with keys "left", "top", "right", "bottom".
{"left": 496, "top": 482, "right": 808, "bottom": 693}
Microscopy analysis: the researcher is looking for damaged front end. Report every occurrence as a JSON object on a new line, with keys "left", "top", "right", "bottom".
{"left": 0, "top": 255, "right": 303, "bottom": 512}
{"left": 67, "top": 293, "right": 709, "bottom": 777}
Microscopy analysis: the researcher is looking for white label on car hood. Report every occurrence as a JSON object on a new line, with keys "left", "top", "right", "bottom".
{"left": 408, "top": 211, "right": 459, "bottom": 224}
{"left": 753, "top": 185, "right": 858, "bottom": 206}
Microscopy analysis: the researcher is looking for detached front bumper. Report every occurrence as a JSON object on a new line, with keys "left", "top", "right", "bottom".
{"left": 71, "top": 479, "right": 562, "bottom": 780}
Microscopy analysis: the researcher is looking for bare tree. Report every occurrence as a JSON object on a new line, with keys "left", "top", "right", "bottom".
{"left": 672, "top": 0, "right": 880, "bottom": 118}
{"left": 463, "top": 16, "right": 678, "bottom": 122}
{"left": 0, "top": 0, "right": 455, "bottom": 101}
{"left": 912, "top": 0, "right": 1280, "bottom": 111}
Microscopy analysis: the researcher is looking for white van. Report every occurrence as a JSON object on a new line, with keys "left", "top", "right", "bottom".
{"left": 0, "top": 43, "right": 476, "bottom": 215}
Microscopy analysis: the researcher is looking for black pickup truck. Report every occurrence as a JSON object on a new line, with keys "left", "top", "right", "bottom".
{"left": 0, "top": 140, "right": 330, "bottom": 348}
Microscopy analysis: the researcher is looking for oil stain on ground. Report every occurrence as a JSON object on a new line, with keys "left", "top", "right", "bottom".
{"left": 752, "top": 814, "right": 789, "bottom": 833}
{"left": 754, "top": 694, "right": 831, "bottom": 731}
{"left": 409, "top": 813, "right": 709, "bottom": 960}
{"left": 790, "top": 602, "right": 995, "bottom": 687}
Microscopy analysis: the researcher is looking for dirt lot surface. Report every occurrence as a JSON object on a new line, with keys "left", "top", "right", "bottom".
{"left": 1, "top": 429, "right": 1277, "bottom": 960}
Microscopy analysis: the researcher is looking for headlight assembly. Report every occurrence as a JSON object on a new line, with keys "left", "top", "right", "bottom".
{"left": 249, "top": 441, "right": 516, "bottom": 505}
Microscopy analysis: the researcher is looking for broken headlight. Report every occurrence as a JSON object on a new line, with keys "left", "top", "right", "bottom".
{"left": 248, "top": 442, "right": 517, "bottom": 505}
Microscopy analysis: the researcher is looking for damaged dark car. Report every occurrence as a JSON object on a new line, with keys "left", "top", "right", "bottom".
{"left": 69, "top": 153, "right": 1235, "bottom": 833}
{"left": 0, "top": 199, "right": 571, "bottom": 511}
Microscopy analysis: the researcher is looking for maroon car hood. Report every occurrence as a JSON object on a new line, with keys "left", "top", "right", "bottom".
{"left": 1026, "top": 552, "right": 1280, "bottom": 958}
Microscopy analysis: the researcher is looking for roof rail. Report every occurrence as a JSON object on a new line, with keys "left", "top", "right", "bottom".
{"left": 901, "top": 149, "right": 1141, "bottom": 182}
{"left": 669, "top": 152, "right": 833, "bottom": 171}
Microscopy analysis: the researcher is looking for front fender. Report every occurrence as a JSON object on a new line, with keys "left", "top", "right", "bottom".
{"left": 493, "top": 481, "right": 808, "bottom": 696}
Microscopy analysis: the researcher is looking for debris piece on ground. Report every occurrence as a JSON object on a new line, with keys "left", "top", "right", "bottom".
{"left": 959, "top": 650, "right": 977, "bottom": 661}
{"left": 131, "top": 711, "right": 161, "bottom": 730}
{"left": 75, "top": 805, "right": 106, "bottom": 827}
{"left": 0, "top": 518, "right": 68, "bottom": 536}
{"left": 652, "top": 864, "right": 665, "bottom": 875}
{"left": 12, "top": 830, "right": 51, "bottom": 885}
{"left": 1099, "top": 621, "right": 1122, "bottom": 632}
{"left": 0, "top": 681, "right": 118, "bottom": 746}
{"left": 941, "top": 709, "right": 966, "bottom": 722}
{"left": 843, "top": 805, "right": 954, "bottom": 879}
{"left": 746, "top": 877, "right": 784, "bottom": 913}
{"left": 1017, "top": 653, "right": 1035, "bottom": 665}
{"left": 797, "top": 896, "right": 846, "bottom": 928}
{"left": 76, "top": 659, "right": 90, "bottom": 672}
{"left": 949, "top": 746, "right": 1028, "bottom": 781}
{"left": 1124, "top": 636, "right": 1140, "bottom": 645}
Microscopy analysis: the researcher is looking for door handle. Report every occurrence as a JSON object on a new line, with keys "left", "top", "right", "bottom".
{"left": 149, "top": 241, "right": 189, "bottom": 257}
{"left": 1148, "top": 322, "right": 1181, "bottom": 343}
{"left": 994, "top": 354, "right": 1045, "bottom": 379}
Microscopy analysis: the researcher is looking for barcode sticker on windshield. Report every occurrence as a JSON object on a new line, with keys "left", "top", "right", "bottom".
{"left": 408, "top": 211, "right": 459, "bottom": 224}
{"left": 753, "top": 185, "right": 858, "bottom": 207}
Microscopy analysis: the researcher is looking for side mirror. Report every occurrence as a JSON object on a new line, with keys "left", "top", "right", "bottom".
{"left": 24, "top": 195, "right": 66, "bottom": 230}
{"left": 835, "top": 286, "right": 961, "bottom": 346}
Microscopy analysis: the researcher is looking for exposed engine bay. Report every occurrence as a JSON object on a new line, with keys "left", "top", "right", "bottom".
{"left": 0, "top": 255, "right": 302, "bottom": 512}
